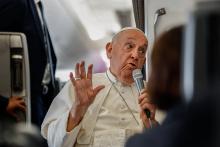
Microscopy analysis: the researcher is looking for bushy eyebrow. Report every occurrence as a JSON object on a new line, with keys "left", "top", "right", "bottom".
{"left": 126, "top": 37, "right": 147, "bottom": 44}
{"left": 123, "top": 37, "right": 148, "bottom": 49}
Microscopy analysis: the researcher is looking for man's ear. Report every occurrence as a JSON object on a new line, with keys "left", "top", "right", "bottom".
{"left": 106, "top": 42, "right": 112, "bottom": 59}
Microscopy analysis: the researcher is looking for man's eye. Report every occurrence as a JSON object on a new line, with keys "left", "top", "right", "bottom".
{"left": 139, "top": 48, "right": 146, "bottom": 54}
{"left": 126, "top": 43, "right": 134, "bottom": 49}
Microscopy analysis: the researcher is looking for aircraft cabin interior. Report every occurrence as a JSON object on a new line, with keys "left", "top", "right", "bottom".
{"left": 0, "top": 0, "right": 220, "bottom": 146}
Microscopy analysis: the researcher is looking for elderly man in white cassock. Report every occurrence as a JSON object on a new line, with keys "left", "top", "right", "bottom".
{"left": 41, "top": 27, "right": 158, "bottom": 147}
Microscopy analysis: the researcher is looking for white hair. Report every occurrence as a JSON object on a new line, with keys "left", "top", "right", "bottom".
{"left": 112, "top": 27, "right": 146, "bottom": 42}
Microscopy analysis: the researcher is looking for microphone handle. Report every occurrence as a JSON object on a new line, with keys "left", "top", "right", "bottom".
{"left": 136, "top": 79, "right": 151, "bottom": 118}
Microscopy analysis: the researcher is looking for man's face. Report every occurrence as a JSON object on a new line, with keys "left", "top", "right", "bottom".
{"left": 106, "top": 29, "right": 148, "bottom": 85}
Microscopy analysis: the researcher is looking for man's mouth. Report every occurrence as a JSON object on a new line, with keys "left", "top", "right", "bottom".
{"left": 129, "top": 63, "right": 137, "bottom": 68}
{"left": 126, "top": 63, "right": 137, "bottom": 70}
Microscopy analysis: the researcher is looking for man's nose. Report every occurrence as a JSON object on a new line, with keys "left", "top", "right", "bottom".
{"left": 131, "top": 50, "right": 139, "bottom": 59}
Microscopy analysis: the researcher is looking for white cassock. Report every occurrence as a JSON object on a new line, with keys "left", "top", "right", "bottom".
{"left": 41, "top": 69, "right": 145, "bottom": 147}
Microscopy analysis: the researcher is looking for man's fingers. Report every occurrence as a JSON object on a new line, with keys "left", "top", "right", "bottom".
{"left": 140, "top": 110, "right": 153, "bottom": 128}
{"left": 70, "top": 72, "right": 76, "bottom": 85}
{"left": 139, "top": 98, "right": 152, "bottom": 107}
{"left": 93, "top": 85, "right": 105, "bottom": 96}
{"left": 140, "top": 110, "right": 148, "bottom": 120}
{"left": 75, "top": 63, "right": 80, "bottom": 78}
{"left": 139, "top": 98, "right": 148, "bottom": 106}
{"left": 87, "top": 64, "right": 93, "bottom": 79}
{"left": 80, "top": 61, "right": 86, "bottom": 79}
{"left": 140, "top": 89, "right": 147, "bottom": 94}
{"left": 138, "top": 92, "right": 149, "bottom": 104}
{"left": 138, "top": 94, "right": 145, "bottom": 103}
{"left": 141, "top": 103, "right": 156, "bottom": 119}
{"left": 141, "top": 102, "right": 155, "bottom": 111}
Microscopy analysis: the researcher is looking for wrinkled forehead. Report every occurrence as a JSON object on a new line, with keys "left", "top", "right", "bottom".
{"left": 112, "top": 27, "right": 148, "bottom": 42}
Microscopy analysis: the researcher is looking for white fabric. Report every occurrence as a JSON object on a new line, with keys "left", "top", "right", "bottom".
{"left": 94, "top": 70, "right": 142, "bottom": 131}
{"left": 41, "top": 70, "right": 144, "bottom": 147}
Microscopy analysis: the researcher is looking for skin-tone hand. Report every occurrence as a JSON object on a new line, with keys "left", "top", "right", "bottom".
{"left": 138, "top": 89, "right": 158, "bottom": 128}
{"left": 67, "top": 61, "right": 105, "bottom": 131}
{"left": 6, "top": 96, "right": 26, "bottom": 121}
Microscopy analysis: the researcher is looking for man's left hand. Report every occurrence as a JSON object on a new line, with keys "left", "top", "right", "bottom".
{"left": 138, "top": 89, "right": 158, "bottom": 128}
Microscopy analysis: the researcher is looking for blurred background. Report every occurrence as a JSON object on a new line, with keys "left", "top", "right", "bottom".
{"left": 43, "top": 0, "right": 135, "bottom": 82}
{"left": 42, "top": 0, "right": 214, "bottom": 83}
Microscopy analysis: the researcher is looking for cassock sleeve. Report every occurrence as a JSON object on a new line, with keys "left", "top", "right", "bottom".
{"left": 41, "top": 81, "right": 82, "bottom": 147}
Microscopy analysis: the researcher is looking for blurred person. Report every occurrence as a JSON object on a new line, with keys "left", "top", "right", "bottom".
{"left": 0, "top": 95, "right": 26, "bottom": 122}
{"left": 173, "top": 93, "right": 220, "bottom": 147}
{"left": 41, "top": 27, "right": 158, "bottom": 147}
{"left": 0, "top": 0, "right": 57, "bottom": 127}
{"left": 126, "top": 26, "right": 186, "bottom": 147}
{"left": 0, "top": 123, "right": 45, "bottom": 147}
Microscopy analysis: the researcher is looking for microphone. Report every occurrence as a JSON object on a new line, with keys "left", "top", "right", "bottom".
{"left": 132, "top": 69, "right": 151, "bottom": 119}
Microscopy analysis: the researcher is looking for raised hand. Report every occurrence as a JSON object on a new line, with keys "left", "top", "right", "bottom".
{"left": 67, "top": 61, "right": 105, "bottom": 131}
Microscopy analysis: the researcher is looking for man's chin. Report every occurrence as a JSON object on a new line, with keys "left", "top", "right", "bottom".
{"left": 120, "top": 74, "right": 134, "bottom": 85}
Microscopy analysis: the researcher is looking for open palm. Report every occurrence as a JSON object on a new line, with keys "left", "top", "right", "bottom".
{"left": 70, "top": 61, "right": 105, "bottom": 117}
